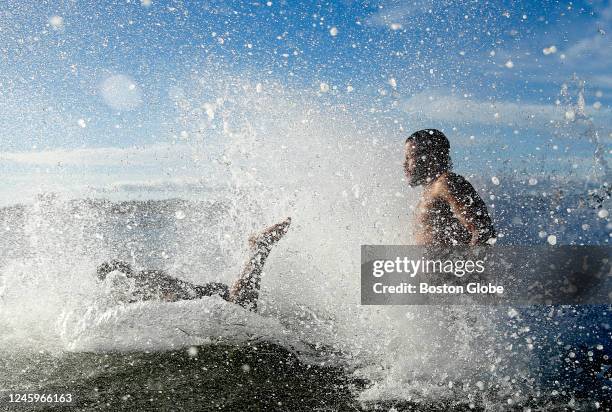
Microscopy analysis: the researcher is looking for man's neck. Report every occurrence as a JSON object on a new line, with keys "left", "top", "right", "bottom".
{"left": 423, "top": 170, "right": 447, "bottom": 189}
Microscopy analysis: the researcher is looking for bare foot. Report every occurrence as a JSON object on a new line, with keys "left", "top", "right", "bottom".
{"left": 249, "top": 217, "right": 291, "bottom": 247}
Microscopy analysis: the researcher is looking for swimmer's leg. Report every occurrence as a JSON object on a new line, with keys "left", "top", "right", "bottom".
{"left": 228, "top": 217, "right": 291, "bottom": 312}
{"left": 193, "top": 282, "right": 230, "bottom": 301}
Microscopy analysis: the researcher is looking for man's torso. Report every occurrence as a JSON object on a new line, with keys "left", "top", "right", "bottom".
{"left": 414, "top": 172, "right": 495, "bottom": 245}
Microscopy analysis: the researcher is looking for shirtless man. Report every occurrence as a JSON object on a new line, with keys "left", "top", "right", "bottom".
{"left": 404, "top": 129, "right": 496, "bottom": 245}
{"left": 95, "top": 217, "right": 291, "bottom": 312}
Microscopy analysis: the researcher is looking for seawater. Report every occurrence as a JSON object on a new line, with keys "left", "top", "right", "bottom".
{"left": 0, "top": 192, "right": 609, "bottom": 411}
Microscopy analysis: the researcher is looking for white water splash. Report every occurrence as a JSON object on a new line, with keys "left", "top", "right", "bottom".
{"left": 0, "top": 74, "right": 543, "bottom": 405}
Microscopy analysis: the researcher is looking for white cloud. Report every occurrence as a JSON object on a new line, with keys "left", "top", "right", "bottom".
{"left": 0, "top": 143, "right": 192, "bottom": 167}
{"left": 366, "top": 1, "right": 430, "bottom": 28}
{"left": 590, "top": 75, "right": 612, "bottom": 90}
{"left": 594, "top": 1, "right": 612, "bottom": 23}
{"left": 401, "top": 91, "right": 611, "bottom": 128}
{"left": 402, "top": 92, "right": 561, "bottom": 126}
{"left": 0, "top": 144, "right": 231, "bottom": 206}
{"left": 563, "top": 34, "right": 611, "bottom": 61}
{"left": 366, "top": 0, "right": 499, "bottom": 30}
{"left": 559, "top": 1, "right": 611, "bottom": 72}
{"left": 100, "top": 177, "right": 223, "bottom": 193}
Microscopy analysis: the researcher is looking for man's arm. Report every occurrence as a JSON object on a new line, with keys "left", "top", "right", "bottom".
{"left": 437, "top": 174, "right": 495, "bottom": 245}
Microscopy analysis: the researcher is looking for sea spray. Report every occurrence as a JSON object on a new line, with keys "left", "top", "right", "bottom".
{"left": 0, "top": 73, "right": 609, "bottom": 408}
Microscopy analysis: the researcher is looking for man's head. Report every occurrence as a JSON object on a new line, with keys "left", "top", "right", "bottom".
{"left": 404, "top": 129, "right": 452, "bottom": 187}
{"left": 96, "top": 259, "right": 134, "bottom": 280}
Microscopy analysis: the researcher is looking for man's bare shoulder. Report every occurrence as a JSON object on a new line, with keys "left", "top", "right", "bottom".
{"left": 427, "top": 172, "right": 449, "bottom": 192}
{"left": 443, "top": 172, "right": 481, "bottom": 198}
{"left": 429, "top": 172, "right": 485, "bottom": 208}
{"left": 429, "top": 172, "right": 466, "bottom": 191}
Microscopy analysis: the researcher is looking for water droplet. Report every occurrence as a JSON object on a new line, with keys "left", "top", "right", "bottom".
{"left": 100, "top": 74, "right": 142, "bottom": 111}
{"left": 49, "top": 15, "right": 64, "bottom": 30}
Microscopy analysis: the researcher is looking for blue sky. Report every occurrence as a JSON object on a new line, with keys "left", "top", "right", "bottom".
{"left": 0, "top": 0, "right": 610, "bottom": 201}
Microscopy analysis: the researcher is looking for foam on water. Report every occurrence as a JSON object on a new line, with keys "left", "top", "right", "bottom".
{"left": 59, "top": 297, "right": 301, "bottom": 353}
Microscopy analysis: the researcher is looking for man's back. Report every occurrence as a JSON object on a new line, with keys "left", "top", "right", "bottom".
{"left": 415, "top": 172, "right": 496, "bottom": 245}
